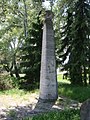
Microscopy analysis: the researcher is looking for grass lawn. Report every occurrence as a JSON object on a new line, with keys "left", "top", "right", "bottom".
{"left": 57, "top": 74, "right": 90, "bottom": 102}
{"left": 24, "top": 109, "right": 80, "bottom": 120}
{"left": 23, "top": 74, "right": 90, "bottom": 120}
{"left": 0, "top": 74, "right": 89, "bottom": 103}
{"left": 0, "top": 74, "right": 90, "bottom": 120}
{"left": 0, "top": 88, "right": 38, "bottom": 96}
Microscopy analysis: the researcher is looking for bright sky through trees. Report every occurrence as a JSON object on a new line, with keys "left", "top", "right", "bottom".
{"left": 42, "top": 0, "right": 51, "bottom": 10}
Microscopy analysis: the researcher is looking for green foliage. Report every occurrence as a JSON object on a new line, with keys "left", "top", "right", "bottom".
{"left": 0, "top": 73, "right": 39, "bottom": 91}
{"left": 68, "top": 0, "right": 90, "bottom": 85}
{"left": 20, "top": 15, "right": 43, "bottom": 85}
{"left": 0, "top": 74, "right": 19, "bottom": 90}
{"left": 8, "top": 110, "right": 17, "bottom": 118}
{"left": 54, "top": 0, "right": 90, "bottom": 86}
{"left": 0, "top": 0, "right": 38, "bottom": 80}
{"left": 23, "top": 109, "right": 80, "bottom": 120}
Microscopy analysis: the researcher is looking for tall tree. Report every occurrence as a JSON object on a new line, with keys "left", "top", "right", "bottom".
{"left": 54, "top": 0, "right": 90, "bottom": 85}
{"left": 0, "top": 0, "right": 37, "bottom": 78}
{"left": 20, "top": 15, "right": 43, "bottom": 84}
{"left": 69, "top": 0, "right": 90, "bottom": 85}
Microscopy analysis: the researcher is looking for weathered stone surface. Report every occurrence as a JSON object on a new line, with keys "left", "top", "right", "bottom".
{"left": 39, "top": 10, "right": 58, "bottom": 101}
{"left": 80, "top": 99, "right": 90, "bottom": 120}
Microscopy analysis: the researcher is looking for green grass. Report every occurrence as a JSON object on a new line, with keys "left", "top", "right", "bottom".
{"left": 0, "top": 88, "right": 26, "bottom": 95}
{"left": 24, "top": 109, "right": 80, "bottom": 120}
{"left": 1, "top": 74, "right": 90, "bottom": 120}
{"left": 0, "top": 88, "right": 38, "bottom": 96}
{"left": 57, "top": 74, "right": 70, "bottom": 84}
{"left": 0, "top": 74, "right": 90, "bottom": 102}
{"left": 57, "top": 74, "right": 90, "bottom": 102}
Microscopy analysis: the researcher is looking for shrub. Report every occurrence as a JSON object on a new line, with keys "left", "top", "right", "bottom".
{"left": 0, "top": 73, "right": 19, "bottom": 90}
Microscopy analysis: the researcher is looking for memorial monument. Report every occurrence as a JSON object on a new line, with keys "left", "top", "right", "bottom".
{"left": 39, "top": 0, "right": 58, "bottom": 101}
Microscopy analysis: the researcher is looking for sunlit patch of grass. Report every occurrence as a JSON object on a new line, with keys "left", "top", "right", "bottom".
{"left": 57, "top": 74, "right": 70, "bottom": 84}
{"left": 0, "top": 88, "right": 39, "bottom": 109}
{"left": 0, "top": 88, "right": 26, "bottom": 96}
{"left": 0, "top": 88, "right": 39, "bottom": 96}
{"left": 57, "top": 74, "right": 63, "bottom": 81}
{"left": 0, "top": 88, "right": 39, "bottom": 106}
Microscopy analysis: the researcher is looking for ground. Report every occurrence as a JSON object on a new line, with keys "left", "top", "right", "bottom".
{"left": 0, "top": 92, "right": 81, "bottom": 120}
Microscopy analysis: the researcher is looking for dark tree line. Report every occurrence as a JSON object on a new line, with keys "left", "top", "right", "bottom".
{"left": 56, "top": 0, "right": 90, "bottom": 86}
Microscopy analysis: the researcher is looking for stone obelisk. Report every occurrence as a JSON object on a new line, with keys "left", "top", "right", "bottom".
{"left": 39, "top": 10, "right": 58, "bottom": 101}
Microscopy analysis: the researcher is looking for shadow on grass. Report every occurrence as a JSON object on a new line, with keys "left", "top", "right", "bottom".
{"left": 0, "top": 104, "right": 34, "bottom": 120}
{"left": 1, "top": 96, "right": 81, "bottom": 120}
{"left": 58, "top": 82, "right": 90, "bottom": 102}
{"left": 19, "top": 82, "right": 39, "bottom": 92}
{"left": 0, "top": 87, "right": 81, "bottom": 120}
{"left": 0, "top": 80, "right": 89, "bottom": 119}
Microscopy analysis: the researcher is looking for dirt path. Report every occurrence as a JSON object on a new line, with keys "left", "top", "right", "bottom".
{"left": 0, "top": 93, "right": 81, "bottom": 120}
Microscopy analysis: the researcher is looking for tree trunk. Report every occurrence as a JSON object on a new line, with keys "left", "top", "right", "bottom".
{"left": 89, "top": 74, "right": 90, "bottom": 85}
{"left": 88, "top": 40, "right": 90, "bottom": 84}
{"left": 70, "top": 65, "right": 83, "bottom": 85}
{"left": 39, "top": 11, "right": 58, "bottom": 101}
{"left": 23, "top": 0, "right": 28, "bottom": 37}
{"left": 4, "top": 63, "right": 14, "bottom": 77}
{"left": 83, "top": 66, "right": 87, "bottom": 86}
{"left": 89, "top": 63, "right": 90, "bottom": 85}
{"left": 13, "top": 54, "right": 20, "bottom": 79}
